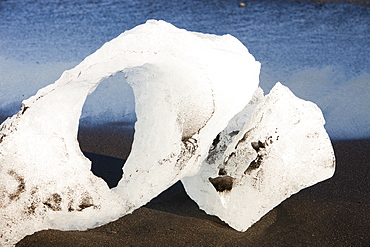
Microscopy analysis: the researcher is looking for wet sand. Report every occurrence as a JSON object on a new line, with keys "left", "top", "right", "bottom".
{"left": 16, "top": 124, "right": 370, "bottom": 246}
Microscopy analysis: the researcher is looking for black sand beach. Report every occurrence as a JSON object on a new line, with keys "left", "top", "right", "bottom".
{"left": 15, "top": 124, "right": 370, "bottom": 247}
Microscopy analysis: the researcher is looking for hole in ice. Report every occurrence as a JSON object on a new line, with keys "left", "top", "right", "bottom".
{"left": 77, "top": 72, "right": 136, "bottom": 188}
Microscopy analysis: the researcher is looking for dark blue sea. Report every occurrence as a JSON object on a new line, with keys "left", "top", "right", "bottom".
{"left": 0, "top": 0, "right": 369, "bottom": 140}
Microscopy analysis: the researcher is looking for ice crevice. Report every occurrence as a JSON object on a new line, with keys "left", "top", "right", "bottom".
{"left": 0, "top": 20, "right": 334, "bottom": 246}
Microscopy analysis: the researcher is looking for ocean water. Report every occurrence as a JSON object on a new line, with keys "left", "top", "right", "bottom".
{"left": 0, "top": 0, "right": 369, "bottom": 140}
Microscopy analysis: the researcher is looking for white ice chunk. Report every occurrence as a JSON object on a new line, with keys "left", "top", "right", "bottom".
{"left": 0, "top": 20, "right": 260, "bottom": 246}
{"left": 182, "top": 82, "right": 335, "bottom": 231}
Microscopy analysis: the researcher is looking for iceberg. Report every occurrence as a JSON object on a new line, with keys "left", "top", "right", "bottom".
{"left": 0, "top": 20, "right": 260, "bottom": 246}
{"left": 182, "top": 82, "right": 335, "bottom": 231}
{"left": 0, "top": 19, "right": 335, "bottom": 246}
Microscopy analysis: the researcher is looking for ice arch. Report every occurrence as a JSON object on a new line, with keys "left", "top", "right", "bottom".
{"left": 0, "top": 20, "right": 260, "bottom": 245}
